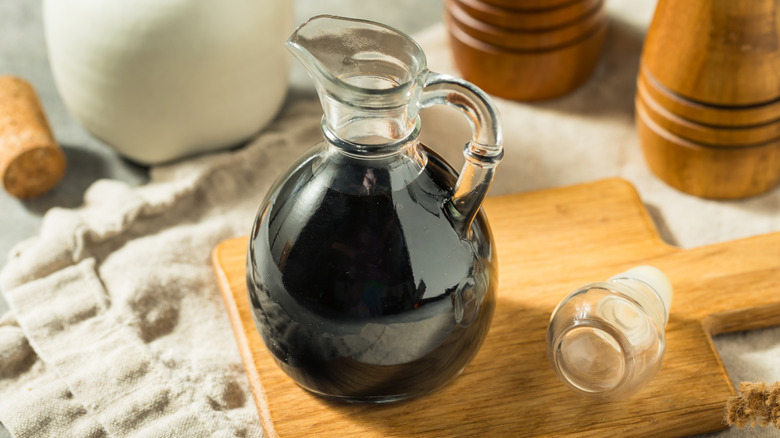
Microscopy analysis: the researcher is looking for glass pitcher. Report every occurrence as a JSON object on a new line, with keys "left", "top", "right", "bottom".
{"left": 247, "top": 15, "right": 504, "bottom": 403}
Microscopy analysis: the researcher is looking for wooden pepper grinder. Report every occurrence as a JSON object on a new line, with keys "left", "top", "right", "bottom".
{"left": 636, "top": 0, "right": 780, "bottom": 199}
{"left": 446, "top": 0, "right": 608, "bottom": 101}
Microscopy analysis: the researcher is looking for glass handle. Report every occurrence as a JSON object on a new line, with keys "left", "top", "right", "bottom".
{"left": 417, "top": 71, "right": 504, "bottom": 236}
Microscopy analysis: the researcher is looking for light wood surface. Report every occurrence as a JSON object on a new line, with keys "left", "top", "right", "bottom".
{"left": 642, "top": 0, "right": 780, "bottom": 106}
{"left": 212, "top": 178, "right": 780, "bottom": 437}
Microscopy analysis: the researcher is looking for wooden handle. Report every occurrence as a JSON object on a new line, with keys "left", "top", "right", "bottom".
{"left": 0, "top": 76, "right": 65, "bottom": 199}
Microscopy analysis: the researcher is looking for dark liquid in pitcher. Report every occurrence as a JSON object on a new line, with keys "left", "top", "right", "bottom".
{"left": 247, "top": 144, "right": 495, "bottom": 401}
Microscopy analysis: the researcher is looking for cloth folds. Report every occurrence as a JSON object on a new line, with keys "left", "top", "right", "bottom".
{"left": 0, "top": 101, "right": 323, "bottom": 437}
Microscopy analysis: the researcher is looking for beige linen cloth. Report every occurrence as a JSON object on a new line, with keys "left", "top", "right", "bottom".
{"left": 0, "top": 100, "right": 323, "bottom": 437}
{"left": 2, "top": 6, "right": 780, "bottom": 438}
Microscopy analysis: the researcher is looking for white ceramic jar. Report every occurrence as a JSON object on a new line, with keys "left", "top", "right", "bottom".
{"left": 43, "top": 0, "right": 292, "bottom": 164}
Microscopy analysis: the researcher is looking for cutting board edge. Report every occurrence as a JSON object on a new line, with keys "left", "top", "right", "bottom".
{"left": 212, "top": 242, "right": 280, "bottom": 438}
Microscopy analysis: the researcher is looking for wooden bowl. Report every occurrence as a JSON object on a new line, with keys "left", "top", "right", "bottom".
{"left": 454, "top": 0, "right": 602, "bottom": 30}
{"left": 480, "top": 0, "right": 586, "bottom": 11}
{"left": 642, "top": 0, "right": 780, "bottom": 106}
{"left": 636, "top": 98, "right": 780, "bottom": 199}
{"left": 447, "top": 18, "right": 607, "bottom": 101}
{"left": 446, "top": 0, "right": 605, "bottom": 51}
{"left": 638, "top": 69, "right": 780, "bottom": 128}
{"left": 637, "top": 87, "right": 780, "bottom": 147}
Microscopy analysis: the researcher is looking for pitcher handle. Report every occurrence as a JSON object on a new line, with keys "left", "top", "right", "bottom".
{"left": 417, "top": 71, "right": 504, "bottom": 236}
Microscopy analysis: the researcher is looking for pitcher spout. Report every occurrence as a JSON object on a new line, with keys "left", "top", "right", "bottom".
{"left": 286, "top": 15, "right": 428, "bottom": 146}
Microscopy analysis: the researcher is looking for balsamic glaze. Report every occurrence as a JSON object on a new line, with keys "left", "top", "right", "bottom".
{"left": 247, "top": 144, "right": 495, "bottom": 401}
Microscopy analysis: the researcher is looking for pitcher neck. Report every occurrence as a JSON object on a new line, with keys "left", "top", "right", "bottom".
{"left": 319, "top": 90, "right": 420, "bottom": 151}
{"left": 321, "top": 113, "right": 421, "bottom": 156}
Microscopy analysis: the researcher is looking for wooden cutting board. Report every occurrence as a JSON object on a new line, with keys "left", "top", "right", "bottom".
{"left": 212, "top": 178, "right": 780, "bottom": 437}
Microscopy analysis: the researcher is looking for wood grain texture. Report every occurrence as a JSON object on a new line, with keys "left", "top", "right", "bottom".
{"left": 454, "top": 0, "right": 601, "bottom": 31}
{"left": 213, "top": 178, "right": 780, "bottom": 437}
{"left": 637, "top": 83, "right": 780, "bottom": 147}
{"left": 636, "top": 98, "right": 780, "bottom": 199}
{"left": 642, "top": 0, "right": 780, "bottom": 106}
{"left": 638, "top": 69, "right": 780, "bottom": 128}
{"left": 446, "top": 0, "right": 605, "bottom": 50}
{"left": 446, "top": 16, "right": 606, "bottom": 101}
{"left": 478, "top": 0, "right": 581, "bottom": 11}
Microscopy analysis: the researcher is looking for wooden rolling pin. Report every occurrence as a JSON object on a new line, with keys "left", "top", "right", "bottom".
{"left": 0, "top": 76, "right": 65, "bottom": 199}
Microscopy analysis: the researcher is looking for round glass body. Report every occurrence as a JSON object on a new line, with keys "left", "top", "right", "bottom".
{"left": 247, "top": 141, "right": 497, "bottom": 402}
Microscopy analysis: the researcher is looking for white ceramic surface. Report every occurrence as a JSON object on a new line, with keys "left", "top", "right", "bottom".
{"left": 43, "top": 0, "right": 292, "bottom": 164}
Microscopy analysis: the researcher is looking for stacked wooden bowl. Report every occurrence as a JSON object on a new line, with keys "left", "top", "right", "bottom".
{"left": 636, "top": 0, "right": 780, "bottom": 199}
{"left": 445, "top": 0, "right": 608, "bottom": 101}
